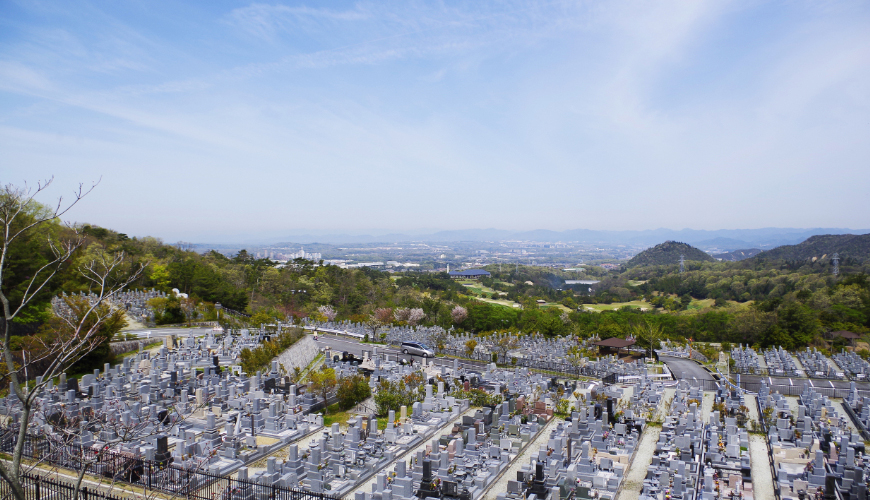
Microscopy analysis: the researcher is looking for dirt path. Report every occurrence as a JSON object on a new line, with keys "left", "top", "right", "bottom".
{"left": 618, "top": 425, "right": 660, "bottom": 500}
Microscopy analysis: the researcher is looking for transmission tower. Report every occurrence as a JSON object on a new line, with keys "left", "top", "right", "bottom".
{"left": 679, "top": 254, "right": 685, "bottom": 274}
{"left": 832, "top": 252, "right": 840, "bottom": 276}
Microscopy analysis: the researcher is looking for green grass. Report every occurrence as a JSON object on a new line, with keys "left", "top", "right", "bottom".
{"left": 582, "top": 301, "right": 649, "bottom": 312}
{"left": 472, "top": 296, "right": 521, "bottom": 308}
{"left": 323, "top": 411, "right": 351, "bottom": 427}
{"left": 296, "top": 353, "right": 324, "bottom": 384}
{"left": 323, "top": 411, "right": 387, "bottom": 429}
{"left": 117, "top": 341, "right": 162, "bottom": 359}
{"left": 538, "top": 303, "right": 573, "bottom": 312}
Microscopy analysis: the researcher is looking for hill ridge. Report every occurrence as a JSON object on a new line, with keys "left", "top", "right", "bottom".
{"left": 753, "top": 233, "right": 870, "bottom": 263}
{"left": 626, "top": 241, "right": 715, "bottom": 267}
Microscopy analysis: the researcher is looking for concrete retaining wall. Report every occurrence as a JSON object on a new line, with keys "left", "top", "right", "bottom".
{"left": 275, "top": 334, "right": 320, "bottom": 374}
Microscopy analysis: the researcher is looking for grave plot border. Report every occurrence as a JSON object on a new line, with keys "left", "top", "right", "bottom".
{"left": 839, "top": 402, "right": 870, "bottom": 441}
{"left": 475, "top": 414, "right": 555, "bottom": 500}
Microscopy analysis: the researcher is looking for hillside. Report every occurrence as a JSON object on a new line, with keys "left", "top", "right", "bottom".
{"left": 626, "top": 241, "right": 715, "bottom": 267}
{"left": 754, "top": 233, "right": 870, "bottom": 263}
{"left": 712, "top": 248, "right": 762, "bottom": 261}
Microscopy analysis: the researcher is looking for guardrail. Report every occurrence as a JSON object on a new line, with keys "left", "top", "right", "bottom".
{"left": 303, "top": 326, "right": 366, "bottom": 340}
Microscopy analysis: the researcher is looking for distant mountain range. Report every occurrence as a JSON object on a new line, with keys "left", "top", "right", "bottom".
{"left": 625, "top": 233, "right": 870, "bottom": 267}
{"left": 626, "top": 241, "right": 715, "bottom": 267}
{"left": 262, "top": 227, "right": 868, "bottom": 248}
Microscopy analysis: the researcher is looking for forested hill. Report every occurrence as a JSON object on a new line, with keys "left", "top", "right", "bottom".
{"left": 754, "top": 234, "right": 870, "bottom": 263}
{"left": 712, "top": 248, "right": 762, "bottom": 261}
{"left": 626, "top": 241, "right": 715, "bottom": 267}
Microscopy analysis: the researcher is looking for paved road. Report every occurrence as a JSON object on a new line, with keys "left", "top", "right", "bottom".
{"left": 313, "top": 334, "right": 485, "bottom": 372}
{"left": 659, "top": 355, "right": 716, "bottom": 381}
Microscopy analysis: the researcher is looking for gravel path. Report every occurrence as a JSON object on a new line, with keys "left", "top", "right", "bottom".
{"left": 654, "top": 388, "right": 676, "bottom": 422}
{"left": 618, "top": 424, "right": 660, "bottom": 500}
{"left": 749, "top": 434, "right": 774, "bottom": 500}
{"left": 790, "top": 354, "right": 806, "bottom": 372}
{"left": 481, "top": 417, "right": 559, "bottom": 500}
{"left": 745, "top": 394, "right": 759, "bottom": 423}
{"left": 702, "top": 391, "right": 714, "bottom": 421}
{"left": 829, "top": 399, "right": 859, "bottom": 434}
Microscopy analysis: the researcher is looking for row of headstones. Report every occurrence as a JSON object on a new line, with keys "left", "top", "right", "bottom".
{"left": 731, "top": 345, "right": 761, "bottom": 372}
{"left": 638, "top": 382, "right": 706, "bottom": 500}
{"left": 494, "top": 378, "right": 663, "bottom": 500}
{"left": 764, "top": 346, "right": 800, "bottom": 376}
{"left": 796, "top": 347, "right": 843, "bottom": 379}
{"left": 833, "top": 351, "right": 870, "bottom": 380}
{"left": 4, "top": 338, "right": 327, "bottom": 481}
{"left": 52, "top": 288, "right": 166, "bottom": 319}
{"left": 761, "top": 381, "right": 869, "bottom": 499}
{"left": 365, "top": 398, "right": 544, "bottom": 500}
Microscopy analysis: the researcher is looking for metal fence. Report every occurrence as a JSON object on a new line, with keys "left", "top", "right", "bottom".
{"left": 1, "top": 473, "right": 133, "bottom": 500}
{"left": 0, "top": 434, "right": 338, "bottom": 500}
{"left": 731, "top": 364, "right": 864, "bottom": 382}
{"left": 435, "top": 347, "right": 612, "bottom": 379}
{"left": 680, "top": 377, "right": 870, "bottom": 399}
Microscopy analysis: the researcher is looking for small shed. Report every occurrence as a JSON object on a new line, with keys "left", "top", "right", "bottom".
{"left": 831, "top": 330, "right": 862, "bottom": 347}
{"left": 594, "top": 337, "right": 637, "bottom": 356}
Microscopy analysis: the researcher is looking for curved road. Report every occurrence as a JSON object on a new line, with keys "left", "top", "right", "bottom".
{"left": 659, "top": 355, "right": 716, "bottom": 381}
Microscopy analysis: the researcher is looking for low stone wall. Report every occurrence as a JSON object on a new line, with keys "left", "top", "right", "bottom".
{"left": 110, "top": 340, "right": 146, "bottom": 355}
{"left": 275, "top": 334, "right": 320, "bottom": 374}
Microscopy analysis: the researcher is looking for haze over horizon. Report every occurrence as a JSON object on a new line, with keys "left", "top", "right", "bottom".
{"left": 3, "top": 1, "right": 869, "bottom": 242}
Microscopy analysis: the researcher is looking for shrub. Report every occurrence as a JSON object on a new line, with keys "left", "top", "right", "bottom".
{"left": 239, "top": 328, "right": 304, "bottom": 374}
{"left": 448, "top": 388, "right": 502, "bottom": 408}
{"left": 374, "top": 378, "right": 425, "bottom": 416}
{"left": 337, "top": 374, "right": 372, "bottom": 410}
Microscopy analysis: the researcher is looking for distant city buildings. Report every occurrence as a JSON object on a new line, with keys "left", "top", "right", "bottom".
{"left": 287, "top": 247, "right": 321, "bottom": 261}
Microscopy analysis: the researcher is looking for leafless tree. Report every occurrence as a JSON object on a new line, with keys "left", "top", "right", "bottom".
{"left": 0, "top": 179, "right": 146, "bottom": 500}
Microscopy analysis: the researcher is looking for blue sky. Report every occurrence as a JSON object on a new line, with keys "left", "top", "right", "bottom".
{"left": 2, "top": 1, "right": 869, "bottom": 242}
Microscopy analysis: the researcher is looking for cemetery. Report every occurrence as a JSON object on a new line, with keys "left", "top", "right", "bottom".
{"left": 731, "top": 345, "right": 762, "bottom": 374}
{"left": 763, "top": 346, "right": 801, "bottom": 377}
{"left": 0, "top": 328, "right": 328, "bottom": 493}
{"left": 795, "top": 347, "right": 845, "bottom": 380}
{"left": 834, "top": 351, "right": 870, "bottom": 381}
{"left": 759, "top": 380, "right": 870, "bottom": 500}
{"left": 10, "top": 318, "right": 870, "bottom": 500}
{"left": 52, "top": 289, "right": 191, "bottom": 326}
{"left": 699, "top": 385, "right": 753, "bottom": 499}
